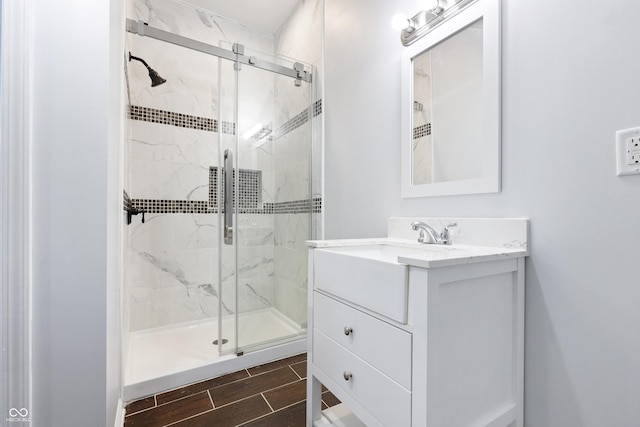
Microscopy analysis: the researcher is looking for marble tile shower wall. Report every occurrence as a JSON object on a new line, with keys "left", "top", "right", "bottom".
{"left": 128, "top": 0, "right": 274, "bottom": 116}
{"left": 125, "top": 0, "right": 322, "bottom": 332}
{"left": 126, "top": 0, "right": 274, "bottom": 332}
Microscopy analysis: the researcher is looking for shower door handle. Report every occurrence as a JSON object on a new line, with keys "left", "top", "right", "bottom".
{"left": 223, "top": 148, "right": 233, "bottom": 245}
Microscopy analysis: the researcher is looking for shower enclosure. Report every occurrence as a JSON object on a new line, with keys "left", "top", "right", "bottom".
{"left": 122, "top": 0, "right": 322, "bottom": 400}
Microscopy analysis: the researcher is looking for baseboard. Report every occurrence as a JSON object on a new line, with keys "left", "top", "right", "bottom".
{"left": 113, "top": 399, "right": 125, "bottom": 427}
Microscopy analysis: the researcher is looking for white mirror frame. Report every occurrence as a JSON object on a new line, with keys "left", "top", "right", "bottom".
{"left": 401, "top": 0, "right": 501, "bottom": 198}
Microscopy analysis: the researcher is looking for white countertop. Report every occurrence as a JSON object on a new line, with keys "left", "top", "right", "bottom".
{"left": 307, "top": 237, "right": 528, "bottom": 268}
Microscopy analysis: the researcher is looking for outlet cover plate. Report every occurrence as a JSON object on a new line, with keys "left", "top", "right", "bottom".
{"left": 616, "top": 127, "right": 640, "bottom": 176}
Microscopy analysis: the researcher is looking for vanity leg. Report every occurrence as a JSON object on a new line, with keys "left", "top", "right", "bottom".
{"left": 515, "top": 257, "right": 525, "bottom": 427}
{"left": 307, "top": 373, "right": 323, "bottom": 426}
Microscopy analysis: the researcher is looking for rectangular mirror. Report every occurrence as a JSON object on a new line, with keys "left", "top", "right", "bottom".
{"left": 401, "top": 0, "right": 501, "bottom": 198}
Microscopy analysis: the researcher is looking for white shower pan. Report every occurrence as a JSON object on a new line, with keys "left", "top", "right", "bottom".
{"left": 123, "top": 307, "right": 306, "bottom": 401}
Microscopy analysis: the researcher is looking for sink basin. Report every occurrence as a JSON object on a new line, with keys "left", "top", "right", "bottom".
{"left": 322, "top": 243, "right": 456, "bottom": 264}
{"left": 313, "top": 242, "right": 474, "bottom": 323}
{"left": 314, "top": 243, "right": 445, "bottom": 324}
{"left": 310, "top": 224, "right": 529, "bottom": 325}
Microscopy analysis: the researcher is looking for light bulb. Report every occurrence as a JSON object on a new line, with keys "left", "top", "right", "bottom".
{"left": 391, "top": 13, "right": 410, "bottom": 31}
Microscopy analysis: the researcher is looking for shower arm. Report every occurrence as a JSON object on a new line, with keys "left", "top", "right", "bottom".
{"left": 128, "top": 53, "right": 151, "bottom": 70}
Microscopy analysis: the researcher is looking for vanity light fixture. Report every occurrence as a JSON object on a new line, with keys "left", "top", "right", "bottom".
{"left": 398, "top": 0, "right": 478, "bottom": 46}
{"left": 392, "top": 13, "right": 413, "bottom": 32}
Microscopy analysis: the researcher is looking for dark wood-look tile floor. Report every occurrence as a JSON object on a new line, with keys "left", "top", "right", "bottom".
{"left": 124, "top": 353, "right": 340, "bottom": 427}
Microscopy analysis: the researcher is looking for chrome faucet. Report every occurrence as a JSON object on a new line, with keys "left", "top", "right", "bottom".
{"left": 411, "top": 221, "right": 457, "bottom": 245}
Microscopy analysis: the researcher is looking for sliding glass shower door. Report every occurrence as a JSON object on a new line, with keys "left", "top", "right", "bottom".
{"left": 124, "top": 6, "right": 319, "bottom": 386}
{"left": 219, "top": 44, "right": 313, "bottom": 356}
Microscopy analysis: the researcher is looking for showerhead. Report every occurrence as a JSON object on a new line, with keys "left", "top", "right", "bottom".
{"left": 128, "top": 52, "right": 167, "bottom": 87}
{"left": 147, "top": 69, "right": 167, "bottom": 87}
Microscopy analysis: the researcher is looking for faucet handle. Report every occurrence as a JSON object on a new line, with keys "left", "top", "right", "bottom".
{"left": 411, "top": 222, "right": 427, "bottom": 242}
{"left": 440, "top": 223, "right": 458, "bottom": 244}
{"left": 410, "top": 221, "right": 425, "bottom": 230}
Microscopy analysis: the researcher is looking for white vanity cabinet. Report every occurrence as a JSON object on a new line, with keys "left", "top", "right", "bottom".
{"left": 306, "top": 217, "right": 528, "bottom": 427}
{"left": 312, "top": 292, "right": 412, "bottom": 427}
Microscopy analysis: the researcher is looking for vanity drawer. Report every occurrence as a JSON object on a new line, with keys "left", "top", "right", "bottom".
{"left": 313, "top": 330, "right": 411, "bottom": 427}
{"left": 313, "top": 292, "right": 412, "bottom": 389}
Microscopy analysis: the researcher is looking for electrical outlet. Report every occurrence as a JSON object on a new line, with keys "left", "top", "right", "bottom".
{"left": 616, "top": 127, "right": 640, "bottom": 176}
{"left": 627, "top": 137, "right": 640, "bottom": 165}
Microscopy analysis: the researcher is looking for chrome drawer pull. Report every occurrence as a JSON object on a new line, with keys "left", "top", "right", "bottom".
{"left": 343, "top": 371, "right": 353, "bottom": 381}
{"left": 343, "top": 326, "right": 353, "bottom": 336}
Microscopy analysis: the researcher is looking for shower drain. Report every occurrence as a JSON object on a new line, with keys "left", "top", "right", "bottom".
{"left": 212, "top": 338, "right": 228, "bottom": 345}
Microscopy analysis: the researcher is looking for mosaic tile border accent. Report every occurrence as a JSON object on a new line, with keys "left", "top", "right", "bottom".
{"left": 271, "top": 99, "right": 322, "bottom": 141}
{"left": 129, "top": 105, "right": 236, "bottom": 134}
{"left": 131, "top": 199, "right": 212, "bottom": 214}
{"left": 128, "top": 166, "right": 320, "bottom": 215}
{"left": 273, "top": 109, "right": 308, "bottom": 140}
{"left": 248, "top": 99, "right": 322, "bottom": 143}
{"left": 129, "top": 105, "right": 216, "bottom": 132}
{"left": 129, "top": 99, "right": 323, "bottom": 142}
{"left": 414, "top": 123, "right": 432, "bottom": 139}
{"left": 128, "top": 197, "right": 322, "bottom": 215}
{"left": 123, "top": 190, "right": 132, "bottom": 211}
{"left": 312, "top": 99, "right": 322, "bottom": 117}
{"left": 273, "top": 197, "right": 322, "bottom": 214}
{"left": 311, "top": 197, "right": 322, "bottom": 213}
{"left": 220, "top": 120, "right": 236, "bottom": 135}
{"left": 127, "top": 100, "right": 323, "bottom": 217}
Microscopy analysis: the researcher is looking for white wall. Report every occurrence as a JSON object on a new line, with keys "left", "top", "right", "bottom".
{"left": 31, "top": 0, "right": 123, "bottom": 425}
{"left": 325, "top": 0, "right": 640, "bottom": 426}
{"left": 107, "top": 1, "right": 125, "bottom": 425}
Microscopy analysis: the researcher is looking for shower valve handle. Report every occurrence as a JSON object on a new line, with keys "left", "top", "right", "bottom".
{"left": 126, "top": 207, "right": 145, "bottom": 225}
